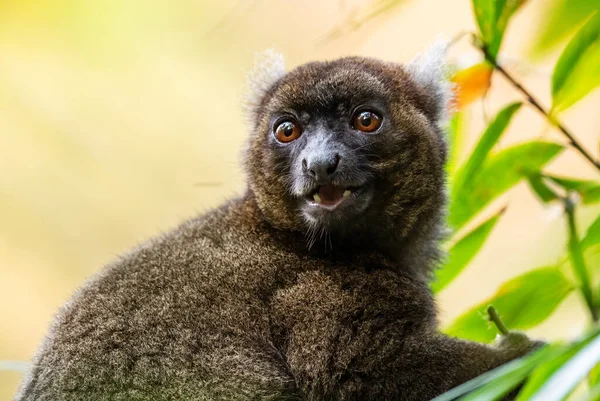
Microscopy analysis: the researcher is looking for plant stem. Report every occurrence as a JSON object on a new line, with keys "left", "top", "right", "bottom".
{"left": 487, "top": 306, "right": 509, "bottom": 335}
{"left": 564, "top": 196, "right": 598, "bottom": 322}
{"left": 474, "top": 42, "right": 600, "bottom": 172}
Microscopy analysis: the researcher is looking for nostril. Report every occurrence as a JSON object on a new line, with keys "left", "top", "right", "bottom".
{"left": 308, "top": 168, "right": 316, "bottom": 177}
{"left": 302, "top": 159, "right": 308, "bottom": 171}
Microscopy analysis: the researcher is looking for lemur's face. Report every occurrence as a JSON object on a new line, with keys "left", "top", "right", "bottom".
{"left": 245, "top": 53, "right": 448, "bottom": 246}
{"left": 267, "top": 70, "right": 389, "bottom": 229}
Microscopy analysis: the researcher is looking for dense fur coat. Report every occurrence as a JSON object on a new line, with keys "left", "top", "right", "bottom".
{"left": 16, "top": 46, "right": 536, "bottom": 401}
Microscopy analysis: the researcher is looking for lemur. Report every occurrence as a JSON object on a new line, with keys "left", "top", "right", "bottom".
{"left": 16, "top": 45, "right": 539, "bottom": 401}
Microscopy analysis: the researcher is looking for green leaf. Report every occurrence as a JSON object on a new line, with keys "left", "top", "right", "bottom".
{"left": 447, "top": 112, "right": 466, "bottom": 178}
{"left": 449, "top": 141, "right": 564, "bottom": 230}
{"left": 472, "top": 0, "right": 496, "bottom": 55}
{"left": 435, "top": 329, "right": 600, "bottom": 401}
{"left": 517, "top": 346, "right": 584, "bottom": 400}
{"left": 528, "top": 174, "right": 559, "bottom": 203}
{"left": 529, "top": 332, "right": 600, "bottom": 401}
{"left": 581, "top": 382, "right": 600, "bottom": 401}
{"left": 461, "top": 348, "right": 558, "bottom": 401}
{"left": 551, "top": 12, "right": 600, "bottom": 112}
{"left": 431, "top": 345, "right": 561, "bottom": 401}
{"left": 528, "top": 0, "right": 600, "bottom": 59}
{"left": 444, "top": 267, "right": 574, "bottom": 342}
{"left": 452, "top": 102, "right": 522, "bottom": 195}
{"left": 432, "top": 209, "right": 505, "bottom": 293}
{"left": 589, "top": 362, "right": 600, "bottom": 388}
{"left": 519, "top": 329, "right": 600, "bottom": 400}
{"left": 565, "top": 199, "right": 597, "bottom": 321}
{"left": 547, "top": 175, "right": 600, "bottom": 204}
{"left": 472, "top": 0, "right": 528, "bottom": 59}
{"left": 583, "top": 214, "right": 600, "bottom": 250}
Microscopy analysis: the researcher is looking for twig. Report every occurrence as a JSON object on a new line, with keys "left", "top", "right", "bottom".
{"left": 487, "top": 306, "right": 509, "bottom": 335}
{"left": 474, "top": 41, "right": 600, "bottom": 172}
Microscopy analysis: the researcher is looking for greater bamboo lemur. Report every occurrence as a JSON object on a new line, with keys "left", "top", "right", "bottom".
{"left": 16, "top": 44, "right": 539, "bottom": 401}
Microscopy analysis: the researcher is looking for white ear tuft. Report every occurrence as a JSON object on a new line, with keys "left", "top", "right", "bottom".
{"left": 244, "top": 49, "right": 286, "bottom": 122}
{"left": 406, "top": 39, "right": 453, "bottom": 123}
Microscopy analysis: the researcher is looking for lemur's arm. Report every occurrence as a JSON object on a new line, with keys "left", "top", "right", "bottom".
{"left": 273, "top": 270, "right": 539, "bottom": 401}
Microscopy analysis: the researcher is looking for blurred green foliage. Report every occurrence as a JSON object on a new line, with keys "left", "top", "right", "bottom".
{"left": 551, "top": 13, "right": 600, "bottom": 113}
{"left": 528, "top": 0, "right": 600, "bottom": 59}
{"left": 434, "top": 0, "right": 600, "bottom": 399}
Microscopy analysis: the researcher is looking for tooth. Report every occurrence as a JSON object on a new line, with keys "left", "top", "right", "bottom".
{"left": 313, "top": 193, "right": 322, "bottom": 203}
{"left": 343, "top": 190, "right": 351, "bottom": 198}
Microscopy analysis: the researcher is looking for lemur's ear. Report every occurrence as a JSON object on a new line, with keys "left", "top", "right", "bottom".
{"left": 244, "top": 49, "right": 286, "bottom": 123}
{"left": 406, "top": 40, "right": 453, "bottom": 124}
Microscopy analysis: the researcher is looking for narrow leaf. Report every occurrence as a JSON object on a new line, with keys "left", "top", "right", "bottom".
{"left": 447, "top": 112, "right": 466, "bottom": 178}
{"left": 547, "top": 175, "right": 600, "bottom": 204}
{"left": 517, "top": 344, "right": 586, "bottom": 400}
{"left": 565, "top": 199, "right": 597, "bottom": 321}
{"left": 551, "top": 12, "right": 600, "bottom": 112}
{"left": 582, "top": 214, "right": 600, "bottom": 250}
{"left": 528, "top": 0, "right": 600, "bottom": 59}
{"left": 444, "top": 267, "right": 573, "bottom": 342}
{"left": 590, "top": 362, "right": 600, "bottom": 387}
{"left": 472, "top": 0, "right": 528, "bottom": 59}
{"left": 581, "top": 382, "right": 600, "bottom": 401}
{"left": 453, "top": 102, "right": 522, "bottom": 195}
{"left": 461, "top": 348, "right": 558, "bottom": 401}
{"left": 436, "top": 329, "right": 600, "bottom": 401}
{"left": 449, "top": 141, "right": 564, "bottom": 230}
{"left": 472, "top": 0, "right": 496, "bottom": 54}
{"left": 431, "top": 345, "right": 561, "bottom": 401}
{"left": 528, "top": 174, "right": 559, "bottom": 203}
{"left": 432, "top": 209, "right": 505, "bottom": 293}
{"left": 529, "top": 332, "right": 600, "bottom": 401}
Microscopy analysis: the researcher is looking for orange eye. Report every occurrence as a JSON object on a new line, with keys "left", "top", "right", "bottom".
{"left": 275, "top": 121, "right": 302, "bottom": 143}
{"left": 352, "top": 110, "right": 382, "bottom": 133}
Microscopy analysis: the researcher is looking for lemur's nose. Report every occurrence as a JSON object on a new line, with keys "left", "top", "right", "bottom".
{"left": 302, "top": 153, "right": 340, "bottom": 183}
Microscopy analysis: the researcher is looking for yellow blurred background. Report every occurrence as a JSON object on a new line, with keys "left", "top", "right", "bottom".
{"left": 1, "top": 0, "right": 599, "bottom": 399}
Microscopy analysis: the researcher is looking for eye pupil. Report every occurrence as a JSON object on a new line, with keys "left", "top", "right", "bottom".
{"left": 352, "top": 109, "right": 382, "bottom": 133}
{"left": 275, "top": 120, "right": 301, "bottom": 143}
{"left": 359, "top": 112, "right": 372, "bottom": 127}
{"left": 282, "top": 123, "right": 294, "bottom": 137}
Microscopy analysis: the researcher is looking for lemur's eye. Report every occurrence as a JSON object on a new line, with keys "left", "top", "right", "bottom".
{"left": 352, "top": 110, "right": 382, "bottom": 133}
{"left": 274, "top": 121, "right": 302, "bottom": 143}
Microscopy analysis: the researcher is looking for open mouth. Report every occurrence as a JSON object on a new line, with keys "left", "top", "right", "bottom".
{"left": 307, "top": 185, "right": 355, "bottom": 209}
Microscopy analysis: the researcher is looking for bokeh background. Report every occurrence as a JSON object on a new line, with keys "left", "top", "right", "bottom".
{"left": 1, "top": 0, "right": 599, "bottom": 399}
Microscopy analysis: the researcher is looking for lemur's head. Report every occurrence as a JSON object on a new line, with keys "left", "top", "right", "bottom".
{"left": 244, "top": 45, "right": 451, "bottom": 270}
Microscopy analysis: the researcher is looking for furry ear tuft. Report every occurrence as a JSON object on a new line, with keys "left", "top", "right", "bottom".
{"left": 406, "top": 39, "right": 454, "bottom": 124}
{"left": 244, "top": 49, "right": 286, "bottom": 123}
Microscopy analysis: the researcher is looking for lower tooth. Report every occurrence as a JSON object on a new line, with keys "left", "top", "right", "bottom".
{"left": 343, "top": 190, "right": 351, "bottom": 198}
{"left": 313, "top": 193, "right": 322, "bottom": 203}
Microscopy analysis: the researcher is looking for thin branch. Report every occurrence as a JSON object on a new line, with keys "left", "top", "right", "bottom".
{"left": 487, "top": 306, "right": 509, "bottom": 335}
{"left": 473, "top": 41, "right": 600, "bottom": 172}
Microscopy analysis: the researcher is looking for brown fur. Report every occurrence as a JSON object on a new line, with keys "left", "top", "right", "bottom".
{"left": 16, "top": 53, "right": 537, "bottom": 401}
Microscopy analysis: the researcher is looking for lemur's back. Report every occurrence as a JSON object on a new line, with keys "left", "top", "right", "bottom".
{"left": 16, "top": 198, "right": 305, "bottom": 400}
